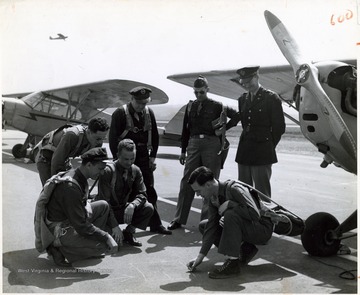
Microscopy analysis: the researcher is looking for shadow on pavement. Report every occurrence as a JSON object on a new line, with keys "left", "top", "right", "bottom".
{"left": 3, "top": 249, "right": 109, "bottom": 290}
{"left": 160, "top": 262, "right": 296, "bottom": 292}
{"left": 144, "top": 228, "right": 202, "bottom": 253}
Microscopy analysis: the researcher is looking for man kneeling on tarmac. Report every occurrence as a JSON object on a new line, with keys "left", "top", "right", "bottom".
{"left": 34, "top": 147, "right": 118, "bottom": 267}
{"left": 186, "top": 166, "right": 274, "bottom": 279}
{"left": 96, "top": 139, "right": 154, "bottom": 247}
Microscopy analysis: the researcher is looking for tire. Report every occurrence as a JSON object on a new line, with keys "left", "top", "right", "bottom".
{"left": 12, "top": 144, "right": 26, "bottom": 158}
{"left": 301, "top": 212, "right": 340, "bottom": 257}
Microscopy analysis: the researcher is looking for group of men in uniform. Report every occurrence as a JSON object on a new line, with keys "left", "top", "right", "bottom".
{"left": 34, "top": 65, "right": 285, "bottom": 279}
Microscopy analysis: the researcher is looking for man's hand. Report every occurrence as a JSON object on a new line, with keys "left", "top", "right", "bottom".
{"left": 218, "top": 200, "right": 230, "bottom": 216}
{"left": 187, "top": 253, "right": 205, "bottom": 272}
{"left": 149, "top": 157, "right": 157, "bottom": 171}
{"left": 106, "top": 234, "right": 119, "bottom": 254}
{"left": 179, "top": 153, "right": 186, "bottom": 165}
{"left": 214, "top": 126, "right": 224, "bottom": 137}
{"left": 124, "top": 203, "right": 135, "bottom": 224}
{"left": 219, "top": 216, "right": 224, "bottom": 227}
{"left": 112, "top": 225, "right": 123, "bottom": 246}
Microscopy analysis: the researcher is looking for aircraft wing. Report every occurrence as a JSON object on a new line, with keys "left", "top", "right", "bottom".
{"left": 167, "top": 65, "right": 295, "bottom": 101}
{"left": 167, "top": 59, "right": 356, "bottom": 101}
{"left": 6, "top": 79, "right": 169, "bottom": 122}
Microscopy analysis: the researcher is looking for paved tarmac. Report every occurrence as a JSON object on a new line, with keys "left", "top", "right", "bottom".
{"left": 2, "top": 128, "right": 358, "bottom": 293}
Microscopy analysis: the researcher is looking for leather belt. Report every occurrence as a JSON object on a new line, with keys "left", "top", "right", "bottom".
{"left": 190, "top": 134, "right": 215, "bottom": 139}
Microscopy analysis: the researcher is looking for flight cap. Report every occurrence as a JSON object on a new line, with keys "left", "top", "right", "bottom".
{"left": 237, "top": 66, "right": 260, "bottom": 80}
{"left": 193, "top": 75, "right": 208, "bottom": 88}
{"left": 129, "top": 86, "right": 152, "bottom": 103}
{"left": 81, "top": 147, "right": 111, "bottom": 163}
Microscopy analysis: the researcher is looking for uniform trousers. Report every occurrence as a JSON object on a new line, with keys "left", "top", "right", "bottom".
{"left": 58, "top": 200, "right": 110, "bottom": 263}
{"left": 36, "top": 158, "right": 52, "bottom": 186}
{"left": 238, "top": 164, "right": 272, "bottom": 198}
{"left": 200, "top": 207, "right": 273, "bottom": 257}
{"left": 113, "top": 201, "right": 154, "bottom": 231}
{"left": 135, "top": 146, "right": 162, "bottom": 229}
{"left": 174, "top": 136, "right": 222, "bottom": 225}
{"left": 36, "top": 155, "right": 71, "bottom": 186}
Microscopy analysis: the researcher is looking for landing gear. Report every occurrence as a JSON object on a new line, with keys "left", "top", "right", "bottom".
{"left": 11, "top": 134, "right": 38, "bottom": 160}
{"left": 12, "top": 144, "right": 27, "bottom": 158}
{"left": 301, "top": 211, "right": 357, "bottom": 256}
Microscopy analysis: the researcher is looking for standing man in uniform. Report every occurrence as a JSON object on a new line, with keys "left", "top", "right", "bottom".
{"left": 168, "top": 76, "right": 238, "bottom": 230}
{"left": 109, "top": 86, "right": 171, "bottom": 235}
{"left": 232, "top": 66, "right": 285, "bottom": 198}
{"left": 35, "top": 117, "right": 109, "bottom": 185}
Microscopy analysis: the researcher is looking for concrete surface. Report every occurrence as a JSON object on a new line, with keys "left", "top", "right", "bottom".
{"left": 2, "top": 128, "right": 357, "bottom": 293}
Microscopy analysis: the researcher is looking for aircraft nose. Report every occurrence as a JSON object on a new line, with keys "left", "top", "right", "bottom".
{"left": 2, "top": 97, "right": 17, "bottom": 125}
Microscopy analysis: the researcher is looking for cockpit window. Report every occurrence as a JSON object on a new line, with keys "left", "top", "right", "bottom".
{"left": 23, "top": 92, "right": 83, "bottom": 120}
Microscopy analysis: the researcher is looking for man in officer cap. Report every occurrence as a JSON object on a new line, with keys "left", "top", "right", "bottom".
{"left": 109, "top": 86, "right": 171, "bottom": 235}
{"left": 36, "top": 147, "right": 118, "bottom": 267}
{"left": 168, "top": 76, "right": 238, "bottom": 230}
{"left": 228, "top": 66, "right": 285, "bottom": 199}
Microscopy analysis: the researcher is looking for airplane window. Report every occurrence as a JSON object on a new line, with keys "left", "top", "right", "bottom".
{"left": 22, "top": 92, "right": 82, "bottom": 120}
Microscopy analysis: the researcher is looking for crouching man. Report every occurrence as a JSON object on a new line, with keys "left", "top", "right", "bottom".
{"left": 34, "top": 147, "right": 118, "bottom": 267}
{"left": 96, "top": 139, "right": 154, "bottom": 247}
{"left": 186, "top": 166, "right": 273, "bottom": 279}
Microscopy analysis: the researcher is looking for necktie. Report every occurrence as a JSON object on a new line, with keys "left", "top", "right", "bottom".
{"left": 123, "top": 169, "right": 128, "bottom": 182}
{"left": 197, "top": 102, "right": 203, "bottom": 115}
{"left": 250, "top": 93, "right": 253, "bottom": 102}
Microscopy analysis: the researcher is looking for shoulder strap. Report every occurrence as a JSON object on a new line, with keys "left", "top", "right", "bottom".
{"left": 144, "top": 106, "right": 153, "bottom": 153}
{"left": 187, "top": 100, "right": 194, "bottom": 117}
{"left": 118, "top": 104, "right": 133, "bottom": 140}
{"left": 33, "top": 124, "right": 73, "bottom": 162}
{"left": 224, "top": 179, "right": 261, "bottom": 210}
{"left": 131, "top": 165, "right": 137, "bottom": 180}
{"left": 106, "top": 162, "right": 118, "bottom": 202}
{"left": 71, "top": 125, "right": 86, "bottom": 155}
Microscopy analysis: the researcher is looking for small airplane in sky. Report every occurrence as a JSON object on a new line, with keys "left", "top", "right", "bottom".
{"left": 49, "top": 33, "right": 68, "bottom": 41}
{"left": 167, "top": 10, "right": 357, "bottom": 257}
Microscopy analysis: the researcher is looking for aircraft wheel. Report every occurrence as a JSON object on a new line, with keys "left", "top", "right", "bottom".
{"left": 12, "top": 144, "right": 26, "bottom": 158}
{"left": 301, "top": 212, "right": 340, "bottom": 257}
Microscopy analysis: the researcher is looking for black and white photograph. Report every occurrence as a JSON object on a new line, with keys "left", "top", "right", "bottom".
{"left": 1, "top": 0, "right": 357, "bottom": 293}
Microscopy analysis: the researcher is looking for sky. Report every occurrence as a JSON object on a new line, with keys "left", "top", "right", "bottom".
{"left": 0, "top": 0, "right": 358, "bottom": 108}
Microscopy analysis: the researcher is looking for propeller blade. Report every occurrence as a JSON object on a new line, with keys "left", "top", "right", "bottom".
{"left": 264, "top": 10, "right": 357, "bottom": 160}
{"left": 264, "top": 10, "right": 305, "bottom": 71}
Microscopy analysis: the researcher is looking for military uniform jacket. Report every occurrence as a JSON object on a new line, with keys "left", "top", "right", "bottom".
{"left": 46, "top": 169, "right": 109, "bottom": 243}
{"left": 97, "top": 161, "right": 147, "bottom": 228}
{"left": 200, "top": 180, "right": 263, "bottom": 256}
{"left": 181, "top": 98, "right": 238, "bottom": 153}
{"left": 109, "top": 103, "right": 159, "bottom": 159}
{"left": 235, "top": 86, "right": 285, "bottom": 165}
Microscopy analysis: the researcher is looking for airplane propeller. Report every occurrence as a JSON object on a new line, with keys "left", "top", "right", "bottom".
{"left": 264, "top": 10, "right": 357, "bottom": 160}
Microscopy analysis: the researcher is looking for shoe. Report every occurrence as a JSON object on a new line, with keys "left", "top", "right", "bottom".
{"left": 208, "top": 259, "right": 241, "bottom": 279}
{"left": 239, "top": 242, "right": 258, "bottom": 265}
{"left": 123, "top": 231, "right": 142, "bottom": 247}
{"left": 150, "top": 225, "right": 172, "bottom": 235}
{"left": 167, "top": 220, "right": 182, "bottom": 230}
{"left": 47, "top": 245, "right": 72, "bottom": 267}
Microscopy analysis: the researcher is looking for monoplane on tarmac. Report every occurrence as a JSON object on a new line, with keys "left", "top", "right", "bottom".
{"left": 166, "top": 10, "right": 357, "bottom": 257}
{"left": 49, "top": 33, "right": 68, "bottom": 41}
{"left": 2, "top": 80, "right": 169, "bottom": 158}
